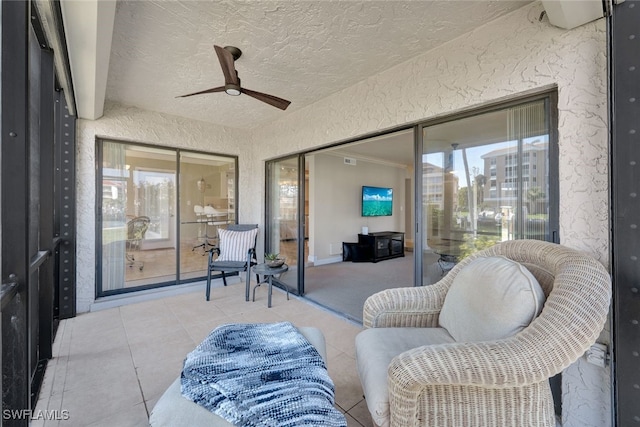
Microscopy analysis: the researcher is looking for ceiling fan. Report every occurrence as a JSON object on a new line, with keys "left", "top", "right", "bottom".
{"left": 177, "top": 45, "right": 291, "bottom": 111}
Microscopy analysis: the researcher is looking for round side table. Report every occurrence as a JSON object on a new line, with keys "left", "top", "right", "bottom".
{"left": 252, "top": 263, "right": 289, "bottom": 307}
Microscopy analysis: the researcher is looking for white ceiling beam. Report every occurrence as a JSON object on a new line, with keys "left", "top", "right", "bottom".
{"left": 60, "top": 0, "right": 116, "bottom": 120}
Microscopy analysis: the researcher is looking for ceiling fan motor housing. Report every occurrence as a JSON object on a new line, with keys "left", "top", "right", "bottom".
{"left": 225, "top": 83, "right": 241, "bottom": 96}
{"left": 224, "top": 46, "right": 242, "bottom": 61}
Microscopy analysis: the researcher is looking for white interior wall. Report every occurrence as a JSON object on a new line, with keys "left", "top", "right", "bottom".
{"left": 76, "top": 2, "right": 609, "bottom": 425}
{"left": 308, "top": 153, "right": 407, "bottom": 264}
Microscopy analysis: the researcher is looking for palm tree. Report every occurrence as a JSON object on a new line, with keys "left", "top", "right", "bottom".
{"left": 475, "top": 174, "right": 487, "bottom": 206}
{"left": 527, "top": 187, "right": 545, "bottom": 214}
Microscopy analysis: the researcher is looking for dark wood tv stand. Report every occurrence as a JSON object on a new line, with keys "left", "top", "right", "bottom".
{"left": 357, "top": 231, "right": 405, "bottom": 263}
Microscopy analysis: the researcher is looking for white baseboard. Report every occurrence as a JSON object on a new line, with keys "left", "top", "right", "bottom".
{"left": 313, "top": 256, "right": 343, "bottom": 266}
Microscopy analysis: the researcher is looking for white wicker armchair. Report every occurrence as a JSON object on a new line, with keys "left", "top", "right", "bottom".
{"left": 356, "top": 240, "right": 611, "bottom": 427}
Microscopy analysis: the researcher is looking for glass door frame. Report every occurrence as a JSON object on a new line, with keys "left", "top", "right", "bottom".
{"left": 264, "top": 90, "right": 558, "bottom": 301}
{"left": 415, "top": 89, "right": 559, "bottom": 287}
{"left": 95, "top": 138, "right": 238, "bottom": 297}
{"left": 265, "top": 155, "right": 306, "bottom": 296}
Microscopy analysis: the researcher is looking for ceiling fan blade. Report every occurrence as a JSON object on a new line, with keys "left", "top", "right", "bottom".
{"left": 214, "top": 45, "right": 239, "bottom": 86}
{"left": 242, "top": 88, "right": 291, "bottom": 110}
{"left": 176, "top": 86, "right": 225, "bottom": 98}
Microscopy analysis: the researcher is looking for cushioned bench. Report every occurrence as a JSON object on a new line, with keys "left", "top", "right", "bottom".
{"left": 149, "top": 326, "right": 327, "bottom": 427}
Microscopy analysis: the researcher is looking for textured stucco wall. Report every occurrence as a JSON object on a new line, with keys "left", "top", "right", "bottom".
{"left": 75, "top": 2, "right": 609, "bottom": 425}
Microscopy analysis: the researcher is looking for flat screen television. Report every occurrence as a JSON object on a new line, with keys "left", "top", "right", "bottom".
{"left": 362, "top": 186, "right": 393, "bottom": 217}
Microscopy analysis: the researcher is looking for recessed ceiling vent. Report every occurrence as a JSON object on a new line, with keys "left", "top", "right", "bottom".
{"left": 344, "top": 157, "right": 357, "bottom": 166}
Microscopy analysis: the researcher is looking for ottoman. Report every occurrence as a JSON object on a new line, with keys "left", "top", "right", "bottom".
{"left": 149, "top": 326, "right": 327, "bottom": 427}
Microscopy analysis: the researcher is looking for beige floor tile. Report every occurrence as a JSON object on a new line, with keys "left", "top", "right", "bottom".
{"left": 38, "top": 356, "right": 68, "bottom": 401}
{"left": 68, "top": 322, "right": 129, "bottom": 354}
{"left": 328, "top": 351, "right": 366, "bottom": 411}
{"left": 182, "top": 318, "right": 232, "bottom": 344}
{"left": 144, "top": 392, "right": 165, "bottom": 420}
{"left": 128, "top": 329, "right": 196, "bottom": 368}
{"left": 64, "top": 346, "right": 135, "bottom": 392}
{"left": 321, "top": 316, "right": 362, "bottom": 357}
{"left": 269, "top": 294, "right": 317, "bottom": 317}
{"left": 122, "top": 309, "right": 188, "bottom": 345}
{"left": 234, "top": 305, "right": 288, "bottom": 324}
{"left": 345, "top": 411, "right": 367, "bottom": 427}
{"left": 167, "top": 296, "right": 231, "bottom": 326}
{"left": 119, "top": 298, "right": 172, "bottom": 322}
{"left": 38, "top": 288, "right": 371, "bottom": 425}
{"left": 70, "top": 308, "right": 123, "bottom": 334}
{"left": 59, "top": 374, "right": 142, "bottom": 425}
{"left": 136, "top": 356, "right": 184, "bottom": 403}
{"left": 85, "top": 401, "right": 149, "bottom": 427}
{"left": 347, "top": 399, "right": 376, "bottom": 427}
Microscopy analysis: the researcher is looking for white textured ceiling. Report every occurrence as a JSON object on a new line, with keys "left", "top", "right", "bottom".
{"left": 105, "top": 0, "right": 531, "bottom": 129}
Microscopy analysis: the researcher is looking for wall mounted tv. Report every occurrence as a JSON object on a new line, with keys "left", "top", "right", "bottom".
{"left": 362, "top": 186, "right": 393, "bottom": 217}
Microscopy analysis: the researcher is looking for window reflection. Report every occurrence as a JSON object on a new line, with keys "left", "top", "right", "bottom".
{"left": 422, "top": 100, "right": 550, "bottom": 283}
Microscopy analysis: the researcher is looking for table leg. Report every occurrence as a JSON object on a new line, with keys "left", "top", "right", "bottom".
{"left": 267, "top": 275, "right": 273, "bottom": 308}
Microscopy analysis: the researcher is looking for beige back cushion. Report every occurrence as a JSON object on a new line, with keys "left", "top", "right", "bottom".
{"left": 439, "top": 255, "right": 545, "bottom": 342}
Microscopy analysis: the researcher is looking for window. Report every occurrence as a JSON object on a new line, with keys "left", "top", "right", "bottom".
{"left": 421, "top": 96, "right": 556, "bottom": 285}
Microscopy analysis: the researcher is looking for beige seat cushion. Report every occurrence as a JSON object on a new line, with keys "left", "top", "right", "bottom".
{"left": 439, "top": 255, "right": 546, "bottom": 342}
{"left": 355, "top": 327, "right": 455, "bottom": 427}
{"left": 149, "top": 326, "right": 327, "bottom": 427}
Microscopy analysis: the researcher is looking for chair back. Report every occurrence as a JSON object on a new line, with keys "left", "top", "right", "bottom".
{"left": 443, "top": 239, "right": 611, "bottom": 372}
{"left": 227, "top": 224, "right": 258, "bottom": 232}
{"left": 214, "top": 224, "right": 259, "bottom": 262}
{"left": 127, "top": 216, "right": 151, "bottom": 241}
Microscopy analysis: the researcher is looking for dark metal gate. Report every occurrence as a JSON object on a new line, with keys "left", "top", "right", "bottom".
{"left": 610, "top": 0, "right": 640, "bottom": 425}
{"left": 1, "top": 1, "right": 77, "bottom": 424}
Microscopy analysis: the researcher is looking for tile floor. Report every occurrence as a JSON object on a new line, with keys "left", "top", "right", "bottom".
{"left": 33, "top": 281, "right": 375, "bottom": 427}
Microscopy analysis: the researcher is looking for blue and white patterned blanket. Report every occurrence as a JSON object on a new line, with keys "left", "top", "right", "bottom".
{"left": 181, "top": 322, "right": 347, "bottom": 427}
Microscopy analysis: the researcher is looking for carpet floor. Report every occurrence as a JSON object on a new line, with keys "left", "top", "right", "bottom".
{"left": 302, "top": 252, "right": 443, "bottom": 323}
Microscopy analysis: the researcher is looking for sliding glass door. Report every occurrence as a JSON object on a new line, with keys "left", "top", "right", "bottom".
{"left": 97, "top": 140, "right": 237, "bottom": 296}
{"left": 263, "top": 94, "right": 556, "bottom": 321}
{"left": 179, "top": 152, "right": 236, "bottom": 282}
{"left": 99, "top": 143, "right": 177, "bottom": 292}
{"left": 265, "top": 156, "right": 305, "bottom": 295}
{"left": 420, "top": 97, "right": 556, "bottom": 285}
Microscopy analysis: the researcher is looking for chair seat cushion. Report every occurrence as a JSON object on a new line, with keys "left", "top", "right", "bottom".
{"left": 210, "top": 260, "right": 249, "bottom": 270}
{"left": 216, "top": 227, "right": 258, "bottom": 262}
{"left": 355, "top": 327, "right": 455, "bottom": 427}
{"left": 439, "top": 255, "right": 545, "bottom": 342}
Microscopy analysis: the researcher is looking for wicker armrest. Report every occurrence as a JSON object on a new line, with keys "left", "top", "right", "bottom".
{"left": 386, "top": 305, "right": 609, "bottom": 425}
{"left": 386, "top": 336, "right": 554, "bottom": 426}
{"left": 363, "top": 284, "right": 449, "bottom": 329}
{"left": 389, "top": 339, "right": 546, "bottom": 391}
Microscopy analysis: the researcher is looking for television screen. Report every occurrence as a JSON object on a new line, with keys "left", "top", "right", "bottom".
{"left": 362, "top": 186, "right": 393, "bottom": 217}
